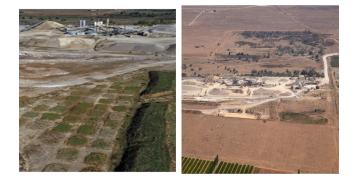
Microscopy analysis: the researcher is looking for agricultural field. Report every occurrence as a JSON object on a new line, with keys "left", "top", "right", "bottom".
{"left": 20, "top": 71, "right": 148, "bottom": 171}
{"left": 20, "top": 69, "right": 176, "bottom": 172}
{"left": 182, "top": 156, "right": 257, "bottom": 174}
{"left": 214, "top": 162, "right": 255, "bottom": 174}
{"left": 182, "top": 157, "right": 215, "bottom": 173}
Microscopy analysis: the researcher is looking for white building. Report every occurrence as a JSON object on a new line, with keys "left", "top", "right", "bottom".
{"left": 94, "top": 21, "right": 103, "bottom": 27}
{"left": 79, "top": 20, "right": 86, "bottom": 28}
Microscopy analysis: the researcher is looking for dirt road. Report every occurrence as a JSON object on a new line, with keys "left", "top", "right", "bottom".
{"left": 321, "top": 53, "right": 339, "bottom": 85}
{"left": 20, "top": 60, "right": 175, "bottom": 88}
{"left": 188, "top": 9, "right": 207, "bottom": 26}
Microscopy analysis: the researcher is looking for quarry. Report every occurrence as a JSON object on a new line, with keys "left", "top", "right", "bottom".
{"left": 183, "top": 74, "right": 321, "bottom": 120}
{"left": 19, "top": 9, "right": 176, "bottom": 172}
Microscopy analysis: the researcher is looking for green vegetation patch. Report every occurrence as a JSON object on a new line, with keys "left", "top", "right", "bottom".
{"left": 89, "top": 88, "right": 102, "bottom": 94}
{"left": 96, "top": 84, "right": 108, "bottom": 89}
{"left": 77, "top": 124, "right": 96, "bottom": 135}
{"left": 92, "top": 139, "right": 110, "bottom": 149}
{"left": 71, "top": 89, "right": 90, "bottom": 96}
{"left": 67, "top": 135, "right": 87, "bottom": 146}
{"left": 110, "top": 82, "right": 123, "bottom": 90}
{"left": 99, "top": 98, "right": 112, "bottom": 104}
{"left": 86, "top": 116, "right": 102, "bottom": 124}
{"left": 42, "top": 163, "right": 68, "bottom": 172}
{"left": 104, "top": 120, "right": 119, "bottom": 129}
{"left": 143, "top": 71, "right": 175, "bottom": 94}
{"left": 80, "top": 166, "right": 103, "bottom": 172}
{"left": 84, "top": 152, "right": 107, "bottom": 166}
{"left": 41, "top": 113, "right": 61, "bottom": 121}
{"left": 279, "top": 112, "right": 328, "bottom": 124}
{"left": 38, "top": 130, "right": 64, "bottom": 144}
{"left": 117, "top": 95, "right": 135, "bottom": 103}
{"left": 330, "top": 55, "right": 339, "bottom": 67}
{"left": 116, "top": 102, "right": 170, "bottom": 172}
{"left": 66, "top": 95, "right": 81, "bottom": 102}
{"left": 20, "top": 9, "right": 175, "bottom": 26}
{"left": 182, "top": 158, "right": 210, "bottom": 174}
{"left": 165, "top": 102, "right": 176, "bottom": 167}
{"left": 123, "top": 86, "right": 141, "bottom": 94}
{"left": 112, "top": 105, "right": 126, "bottom": 112}
{"left": 56, "top": 148, "right": 79, "bottom": 161}
{"left": 71, "top": 102, "right": 92, "bottom": 114}
{"left": 33, "top": 104, "right": 49, "bottom": 111}
{"left": 89, "top": 104, "right": 108, "bottom": 118}
{"left": 23, "top": 111, "right": 39, "bottom": 118}
{"left": 50, "top": 105, "right": 67, "bottom": 113}
{"left": 63, "top": 115, "right": 81, "bottom": 123}
{"left": 53, "top": 122, "right": 72, "bottom": 133}
{"left": 182, "top": 156, "right": 254, "bottom": 174}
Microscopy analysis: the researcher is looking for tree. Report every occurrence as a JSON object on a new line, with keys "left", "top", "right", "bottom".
{"left": 251, "top": 69, "right": 257, "bottom": 76}
{"left": 206, "top": 155, "right": 219, "bottom": 173}
{"left": 233, "top": 78, "right": 238, "bottom": 85}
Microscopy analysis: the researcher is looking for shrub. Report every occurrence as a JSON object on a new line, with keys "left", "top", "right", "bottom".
{"left": 56, "top": 148, "right": 79, "bottom": 161}
{"left": 77, "top": 124, "right": 96, "bottom": 135}
{"left": 33, "top": 105, "right": 49, "bottom": 111}
{"left": 23, "top": 111, "right": 39, "bottom": 118}
{"left": 92, "top": 139, "right": 109, "bottom": 149}
{"left": 41, "top": 113, "right": 61, "bottom": 120}
{"left": 67, "top": 135, "right": 87, "bottom": 146}
{"left": 63, "top": 115, "right": 81, "bottom": 123}
{"left": 84, "top": 152, "right": 107, "bottom": 166}
{"left": 53, "top": 123, "right": 71, "bottom": 133}
{"left": 71, "top": 102, "right": 92, "bottom": 114}
{"left": 50, "top": 105, "right": 67, "bottom": 113}
{"left": 112, "top": 106, "right": 126, "bottom": 112}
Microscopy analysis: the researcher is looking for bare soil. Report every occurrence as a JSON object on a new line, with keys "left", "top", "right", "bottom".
{"left": 182, "top": 112, "right": 338, "bottom": 173}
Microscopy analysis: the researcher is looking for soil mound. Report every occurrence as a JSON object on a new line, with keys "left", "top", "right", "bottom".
{"left": 32, "top": 21, "right": 64, "bottom": 31}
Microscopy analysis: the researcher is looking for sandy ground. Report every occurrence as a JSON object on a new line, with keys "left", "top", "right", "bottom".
{"left": 182, "top": 112, "right": 338, "bottom": 173}
{"left": 20, "top": 21, "right": 176, "bottom": 97}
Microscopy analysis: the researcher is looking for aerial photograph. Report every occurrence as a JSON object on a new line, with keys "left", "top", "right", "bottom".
{"left": 182, "top": 6, "right": 339, "bottom": 173}
{"left": 19, "top": 9, "right": 176, "bottom": 172}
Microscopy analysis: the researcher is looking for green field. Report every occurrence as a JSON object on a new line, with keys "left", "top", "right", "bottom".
{"left": 182, "top": 156, "right": 256, "bottom": 174}
{"left": 116, "top": 102, "right": 170, "bottom": 172}
{"left": 214, "top": 162, "right": 254, "bottom": 174}
{"left": 279, "top": 112, "right": 327, "bottom": 124}
{"left": 182, "top": 157, "right": 215, "bottom": 174}
{"left": 142, "top": 71, "right": 175, "bottom": 94}
{"left": 20, "top": 9, "right": 176, "bottom": 26}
